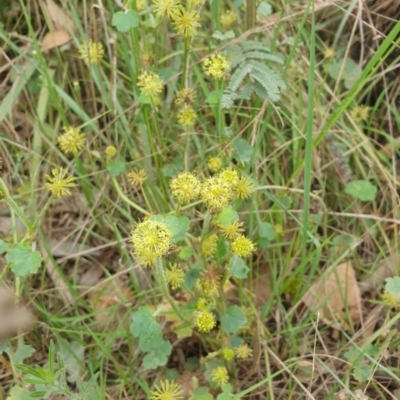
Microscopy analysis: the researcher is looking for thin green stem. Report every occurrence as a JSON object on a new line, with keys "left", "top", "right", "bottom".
{"left": 181, "top": 37, "right": 191, "bottom": 88}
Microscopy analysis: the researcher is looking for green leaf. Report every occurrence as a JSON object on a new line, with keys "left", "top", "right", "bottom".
{"left": 215, "top": 206, "right": 239, "bottom": 227}
{"left": 184, "top": 265, "right": 200, "bottom": 289}
{"left": 138, "top": 93, "right": 152, "bottom": 104}
{"left": 111, "top": 10, "right": 139, "bottom": 32}
{"left": 142, "top": 339, "right": 172, "bottom": 370}
{"left": 220, "top": 305, "right": 247, "bottom": 334}
{"left": 258, "top": 222, "right": 276, "bottom": 241}
{"left": 257, "top": 1, "right": 273, "bottom": 16}
{"left": 385, "top": 276, "right": 400, "bottom": 299}
{"left": 232, "top": 138, "right": 254, "bottom": 163}
{"left": 0, "top": 239, "right": 8, "bottom": 255}
{"left": 6, "top": 386, "right": 32, "bottom": 400}
{"left": 212, "top": 30, "right": 235, "bottom": 41}
{"left": 106, "top": 160, "right": 126, "bottom": 177}
{"left": 216, "top": 384, "right": 235, "bottom": 399}
{"left": 193, "top": 387, "right": 214, "bottom": 400}
{"left": 130, "top": 307, "right": 162, "bottom": 352}
{"left": 328, "top": 58, "right": 362, "bottom": 89}
{"left": 353, "top": 364, "right": 373, "bottom": 382}
{"left": 13, "top": 345, "right": 35, "bottom": 363}
{"left": 164, "top": 215, "right": 190, "bottom": 243}
{"left": 6, "top": 243, "right": 42, "bottom": 277}
{"left": 179, "top": 246, "right": 194, "bottom": 261}
{"left": 205, "top": 91, "right": 219, "bottom": 105}
{"left": 229, "top": 256, "right": 249, "bottom": 279}
{"left": 230, "top": 336, "right": 243, "bottom": 348}
{"left": 215, "top": 239, "right": 228, "bottom": 262}
{"left": 56, "top": 339, "right": 85, "bottom": 383}
{"left": 344, "top": 180, "right": 377, "bottom": 201}
{"left": 0, "top": 340, "right": 10, "bottom": 354}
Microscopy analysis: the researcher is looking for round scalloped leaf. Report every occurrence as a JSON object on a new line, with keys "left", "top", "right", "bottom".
{"left": 220, "top": 305, "right": 247, "bottom": 334}
{"left": 344, "top": 180, "right": 377, "bottom": 202}
{"left": 6, "top": 243, "right": 42, "bottom": 277}
{"left": 112, "top": 10, "right": 139, "bottom": 32}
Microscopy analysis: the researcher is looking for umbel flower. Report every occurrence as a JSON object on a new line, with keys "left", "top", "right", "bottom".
{"left": 105, "top": 146, "right": 117, "bottom": 158}
{"left": 220, "top": 10, "right": 236, "bottom": 29}
{"left": 201, "top": 233, "right": 218, "bottom": 257}
{"left": 382, "top": 290, "right": 399, "bottom": 308}
{"left": 78, "top": 40, "right": 104, "bottom": 64}
{"left": 177, "top": 107, "right": 197, "bottom": 127}
{"left": 195, "top": 310, "right": 216, "bottom": 332}
{"left": 152, "top": 0, "right": 180, "bottom": 19}
{"left": 203, "top": 54, "right": 230, "bottom": 80}
{"left": 201, "top": 176, "right": 232, "bottom": 211}
{"left": 233, "top": 175, "right": 255, "bottom": 200}
{"left": 150, "top": 379, "right": 183, "bottom": 400}
{"left": 235, "top": 343, "right": 253, "bottom": 359}
{"left": 131, "top": 220, "right": 171, "bottom": 266}
{"left": 350, "top": 105, "right": 370, "bottom": 122}
{"left": 137, "top": 71, "right": 164, "bottom": 100}
{"left": 58, "top": 127, "right": 85, "bottom": 155}
{"left": 219, "top": 221, "right": 244, "bottom": 241}
{"left": 165, "top": 263, "right": 185, "bottom": 289}
{"left": 207, "top": 157, "right": 223, "bottom": 173}
{"left": 175, "top": 88, "right": 196, "bottom": 106}
{"left": 170, "top": 172, "right": 201, "bottom": 203}
{"left": 231, "top": 235, "right": 255, "bottom": 258}
{"left": 127, "top": 169, "right": 147, "bottom": 188}
{"left": 45, "top": 168, "right": 76, "bottom": 198}
{"left": 172, "top": 8, "right": 200, "bottom": 37}
{"left": 211, "top": 366, "right": 229, "bottom": 386}
{"left": 222, "top": 347, "right": 235, "bottom": 361}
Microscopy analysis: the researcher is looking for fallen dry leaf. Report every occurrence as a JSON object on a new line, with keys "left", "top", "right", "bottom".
{"left": 43, "top": 0, "right": 75, "bottom": 31}
{"left": 302, "top": 262, "right": 362, "bottom": 328}
{"left": 0, "top": 285, "right": 36, "bottom": 340}
{"left": 41, "top": 29, "right": 71, "bottom": 52}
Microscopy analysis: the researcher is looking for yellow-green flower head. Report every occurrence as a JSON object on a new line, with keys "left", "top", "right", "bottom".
{"left": 165, "top": 263, "right": 185, "bottom": 289}
{"left": 127, "top": 169, "right": 147, "bottom": 188}
{"left": 136, "top": 0, "right": 148, "bottom": 11}
{"left": 197, "top": 297, "right": 212, "bottom": 311}
{"left": 131, "top": 220, "right": 172, "bottom": 266}
{"left": 201, "top": 233, "right": 218, "bottom": 257}
{"left": 172, "top": 8, "right": 200, "bottom": 37}
{"left": 203, "top": 54, "right": 230, "bottom": 80}
{"left": 201, "top": 176, "right": 232, "bottom": 211}
{"left": 323, "top": 47, "right": 336, "bottom": 59}
{"left": 234, "top": 175, "right": 255, "bottom": 200}
{"left": 231, "top": 235, "right": 255, "bottom": 258}
{"left": 220, "top": 221, "right": 244, "bottom": 241}
{"left": 137, "top": 71, "right": 164, "bottom": 99}
{"left": 219, "top": 169, "right": 239, "bottom": 186}
{"left": 207, "top": 157, "right": 223, "bottom": 173}
{"left": 211, "top": 366, "right": 229, "bottom": 387}
{"left": 350, "top": 105, "right": 370, "bottom": 122}
{"left": 177, "top": 107, "right": 197, "bottom": 127}
{"left": 187, "top": 0, "right": 202, "bottom": 5}
{"left": 105, "top": 146, "right": 117, "bottom": 158}
{"left": 195, "top": 310, "right": 216, "bottom": 332}
{"left": 150, "top": 379, "right": 183, "bottom": 400}
{"left": 79, "top": 40, "right": 104, "bottom": 64}
{"left": 197, "top": 275, "right": 218, "bottom": 296}
{"left": 170, "top": 172, "right": 201, "bottom": 203}
{"left": 222, "top": 347, "right": 235, "bottom": 361}
{"left": 58, "top": 127, "right": 85, "bottom": 155}
{"left": 220, "top": 10, "right": 236, "bottom": 29}
{"left": 382, "top": 290, "right": 399, "bottom": 308}
{"left": 235, "top": 343, "right": 253, "bottom": 359}
{"left": 175, "top": 88, "right": 196, "bottom": 107}
{"left": 45, "top": 168, "right": 76, "bottom": 198}
{"left": 152, "top": 0, "right": 180, "bottom": 19}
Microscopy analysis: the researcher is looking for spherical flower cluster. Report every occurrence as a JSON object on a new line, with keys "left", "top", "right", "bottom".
{"left": 222, "top": 347, "right": 235, "bottom": 361}
{"left": 127, "top": 169, "right": 147, "bottom": 188}
{"left": 219, "top": 169, "right": 239, "bottom": 186}
{"left": 137, "top": 71, "right": 164, "bottom": 100}
{"left": 233, "top": 176, "right": 255, "bottom": 199}
{"left": 220, "top": 10, "right": 236, "bottom": 29}
{"left": 152, "top": 0, "right": 180, "bottom": 19}
{"left": 78, "top": 40, "right": 104, "bottom": 64}
{"left": 231, "top": 235, "right": 255, "bottom": 258}
{"left": 197, "top": 275, "right": 218, "bottom": 297}
{"left": 382, "top": 290, "right": 399, "bottom": 308}
{"left": 131, "top": 220, "right": 171, "bottom": 266}
{"left": 201, "top": 176, "right": 232, "bottom": 211}
{"left": 170, "top": 172, "right": 201, "bottom": 203}
{"left": 45, "top": 168, "right": 76, "bottom": 198}
{"left": 350, "top": 105, "right": 370, "bottom": 122}
{"left": 197, "top": 297, "right": 212, "bottom": 311}
{"left": 136, "top": 0, "right": 148, "bottom": 11}
{"left": 177, "top": 107, "right": 197, "bottom": 127}
{"left": 58, "top": 127, "right": 85, "bottom": 155}
{"left": 207, "top": 157, "right": 223, "bottom": 173}
{"left": 211, "top": 366, "right": 229, "bottom": 386}
{"left": 203, "top": 54, "right": 230, "bottom": 80}
{"left": 165, "top": 263, "right": 185, "bottom": 289}
{"left": 105, "top": 146, "right": 117, "bottom": 158}
{"left": 201, "top": 233, "right": 218, "bottom": 257}
{"left": 195, "top": 310, "right": 216, "bottom": 332}
{"left": 172, "top": 9, "right": 200, "bottom": 37}
{"left": 235, "top": 343, "right": 253, "bottom": 359}
{"left": 220, "top": 221, "right": 244, "bottom": 241}
{"left": 323, "top": 47, "right": 336, "bottom": 59}
{"left": 150, "top": 380, "right": 183, "bottom": 400}
{"left": 175, "top": 88, "right": 196, "bottom": 107}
